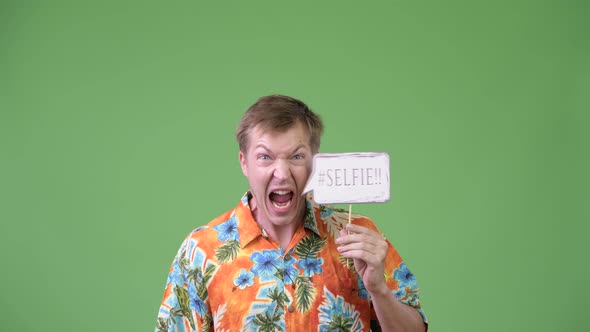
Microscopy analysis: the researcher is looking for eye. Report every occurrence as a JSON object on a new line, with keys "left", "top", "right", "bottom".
{"left": 293, "top": 154, "right": 304, "bottom": 160}
{"left": 258, "top": 154, "right": 270, "bottom": 160}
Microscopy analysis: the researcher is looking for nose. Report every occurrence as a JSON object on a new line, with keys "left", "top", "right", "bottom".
{"left": 273, "top": 159, "right": 291, "bottom": 181}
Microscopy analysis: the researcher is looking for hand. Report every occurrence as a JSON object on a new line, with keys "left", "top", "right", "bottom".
{"left": 336, "top": 223, "right": 389, "bottom": 295}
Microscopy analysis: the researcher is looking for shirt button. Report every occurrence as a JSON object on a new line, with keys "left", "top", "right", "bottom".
{"left": 288, "top": 304, "right": 295, "bottom": 313}
{"left": 284, "top": 254, "right": 292, "bottom": 261}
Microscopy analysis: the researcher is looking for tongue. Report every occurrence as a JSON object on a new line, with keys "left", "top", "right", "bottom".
{"left": 270, "top": 192, "right": 292, "bottom": 203}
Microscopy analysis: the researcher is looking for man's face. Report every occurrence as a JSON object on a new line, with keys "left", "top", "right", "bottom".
{"left": 239, "top": 121, "right": 313, "bottom": 230}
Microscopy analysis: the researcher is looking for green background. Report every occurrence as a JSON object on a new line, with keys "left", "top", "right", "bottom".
{"left": 2, "top": 0, "right": 588, "bottom": 331}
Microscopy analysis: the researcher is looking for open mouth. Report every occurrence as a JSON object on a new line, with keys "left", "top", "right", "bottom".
{"left": 269, "top": 190, "right": 294, "bottom": 209}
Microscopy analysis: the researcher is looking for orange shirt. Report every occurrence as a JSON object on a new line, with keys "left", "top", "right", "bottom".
{"left": 156, "top": 193, "right": 427, "bottom": 331}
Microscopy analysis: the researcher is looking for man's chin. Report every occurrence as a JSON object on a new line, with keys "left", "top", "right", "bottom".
{"left": 265, "top": 211, "right": 300, "bottom": 227}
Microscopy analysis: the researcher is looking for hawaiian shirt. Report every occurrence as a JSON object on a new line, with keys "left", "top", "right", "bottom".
{"left": 156, "top": 193, "right": 427, "bottom": 331}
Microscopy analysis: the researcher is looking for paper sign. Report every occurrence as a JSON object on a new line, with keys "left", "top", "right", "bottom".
{"left": 303, "top": 152, "right": 390, "bottom": 204}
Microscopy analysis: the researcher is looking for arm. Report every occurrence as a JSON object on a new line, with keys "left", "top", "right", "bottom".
{"left": 156, "top": 236, "right": 212, "bottom": 332}
{"left": 337, "top": 223, "right": 426, "bottom": 332}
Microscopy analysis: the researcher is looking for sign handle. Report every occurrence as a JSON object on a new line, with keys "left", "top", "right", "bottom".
{"left": 348, "top": 204, "right": 352, "bottom": 225}
{"left": 347, "top": 204, "right": 352, "bottom": 268}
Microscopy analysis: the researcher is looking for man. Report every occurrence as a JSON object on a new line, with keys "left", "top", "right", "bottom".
{"left": 156, "top": 95, "right": 427, "bottom": 331}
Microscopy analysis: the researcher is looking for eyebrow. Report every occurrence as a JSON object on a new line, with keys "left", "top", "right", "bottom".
{"left": 254, "top": 143, "right": 308, "bottom": 154}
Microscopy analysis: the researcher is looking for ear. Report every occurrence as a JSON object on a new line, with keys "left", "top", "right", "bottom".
{"left": 239, "top": 150, "right": 248, "bottom": 177}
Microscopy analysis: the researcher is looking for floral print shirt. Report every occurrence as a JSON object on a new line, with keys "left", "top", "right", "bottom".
{"left": 156, "top": 193, "right": 427, "bottom": 331}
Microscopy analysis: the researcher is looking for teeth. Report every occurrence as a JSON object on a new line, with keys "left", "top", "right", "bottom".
{"left": 272, "top": 200, "right": 292, "bottom": 208}
{"left": 273, "top": 190, "right": 290, "bottom": 194}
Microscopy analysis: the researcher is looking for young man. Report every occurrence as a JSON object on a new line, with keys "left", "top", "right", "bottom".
{"left": 156, "top": 95, "right": 427, "bottom": 331}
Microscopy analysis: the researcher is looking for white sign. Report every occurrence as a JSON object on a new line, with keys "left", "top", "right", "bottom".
{"left": 303, "top": 152, "right": 390, "bottom": 204}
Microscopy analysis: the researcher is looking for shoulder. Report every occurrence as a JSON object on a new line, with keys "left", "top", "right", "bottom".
{"left": 188, "top": 209, "right": 234, "bottom": 237}
{"left": 184, "top": 193, "right": 250, "bottom": 241}
{"left": 176, "top": 208, "right": 236, "bottom": 258}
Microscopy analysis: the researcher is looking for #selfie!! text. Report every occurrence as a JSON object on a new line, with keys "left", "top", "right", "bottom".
{"left": 317, "top": 167, "right": 384, "bottom": 187}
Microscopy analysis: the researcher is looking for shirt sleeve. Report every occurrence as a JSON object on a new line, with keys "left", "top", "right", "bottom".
{"left": 386, "top": 240, "right": 428, "bottom": 325}
{"left": 155, "top": 234, "right": 212, "bottom": 332}
{"left": 355, "top": 217, "right": 428, "bottom": 327}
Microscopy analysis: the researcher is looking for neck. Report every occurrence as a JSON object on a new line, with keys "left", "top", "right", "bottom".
{"left": 263, "top": 221, "right": 300, "bottom": 250}
{"left": 249, "top": 196, "right": 305, "bottom": 250}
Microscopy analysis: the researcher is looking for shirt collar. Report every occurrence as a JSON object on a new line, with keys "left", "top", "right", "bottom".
{"left": 235, "top": 192, "right": 321, "bottom": 249}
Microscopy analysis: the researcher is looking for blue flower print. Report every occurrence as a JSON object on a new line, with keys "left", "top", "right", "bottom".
{"left": 213, "top": 215, "right": 239, "bottom": 242}
{"left": 298, "top": 257, "right": 324, "bottom": 277}
{"left": 188, "top": 282, "right": 208, "bottom": 317}
{"left": 356, "top": 275, "right": 369, "bottom": 300}
{"left": 393, "top": 262, "right": 417, "bottom": 289}
{"left": 318, "top": 286, "right": 363, "bottom": 332}
{"left": 233, "top": 269, "right": 255, "bottom": 290}
{"left": 166, "top": 260, "right": 184, "bottom": 286}
{"left": 282, "top": 256, "right": 299, "bottom": 285}
{"left": 393, "top": 287, "right": 406, "bottom": 299}
{"left": 251, "top": 250, "right": 281, "bottom": 279}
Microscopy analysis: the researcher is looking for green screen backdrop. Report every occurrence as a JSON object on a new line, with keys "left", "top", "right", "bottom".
{"left": 1, "top": 1, "right": 588, "bottom": 331}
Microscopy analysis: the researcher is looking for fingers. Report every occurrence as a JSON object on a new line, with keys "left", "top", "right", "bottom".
{"left": 337, "top": 224, "right": 388, "bottom": 265}
{"left": 338, "top": 244, "right": 382, "bottom": 264}
{"left": 343, "top": 223, "right": 386, "bottom": 239}
{"left": 338, "top": 224, "right": 386, "bottom": 245}
{"left": 339, "top": 249, "right": 383, "bottom": 267}
{"left": 337, "top": 239, "right": 387, "bottom": 257}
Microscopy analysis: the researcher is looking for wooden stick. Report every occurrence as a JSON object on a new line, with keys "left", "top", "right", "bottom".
{"left": 347, "top": 203, "right": 352, "bottom": 268}
{"left": 348, "top": 203, "right": 352, "bottom": 225}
